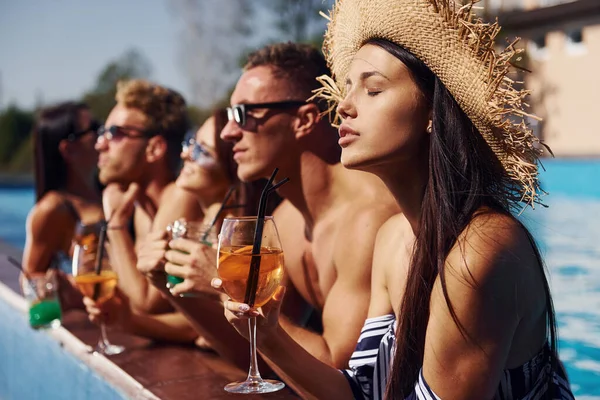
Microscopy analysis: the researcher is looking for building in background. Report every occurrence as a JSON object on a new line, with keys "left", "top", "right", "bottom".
{"left": 485, "top": 0, "right": 600, "bottom": 156}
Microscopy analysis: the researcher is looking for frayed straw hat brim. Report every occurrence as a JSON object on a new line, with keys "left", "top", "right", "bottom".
{"left": 314, "top": 0, "right": 549, "bottom": 207}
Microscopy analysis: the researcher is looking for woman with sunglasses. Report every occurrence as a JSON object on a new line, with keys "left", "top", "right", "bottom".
{"left": 175, "top": 109, "right": 249, "bottom": 224}
{"left": 175, "top": 109, "right": 272, "bottom": 222}
{"left": 23, "top": 101, "right": 103, "bottom": 276}
{"left": 140, "top": 108, "right": 278, "bottom": 295}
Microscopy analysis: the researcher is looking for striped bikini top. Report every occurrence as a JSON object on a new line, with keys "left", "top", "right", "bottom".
{"left": 342, "top": 314, "right": 575, "bottom": 400}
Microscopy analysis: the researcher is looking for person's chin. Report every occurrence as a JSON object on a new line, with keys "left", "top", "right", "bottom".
{"left": 175, "top": 176, "right": 197, "bottom": 192}
{"left": 98, "top": 170, "right": 112, "bottom": 185}
{"left": 239, "top": 167, "right": 267, "bottom": 183}
{"left": 340, "top": 150, "right": 369, "bottom": 171}
{"left": 100, "top": 170, "right": 133, "bottom": 186}
{"left": 342, "top": 150, "right": 395, "bottom": 177}
{"left": 175, "top": 176, "right": 187, "bottom": 188}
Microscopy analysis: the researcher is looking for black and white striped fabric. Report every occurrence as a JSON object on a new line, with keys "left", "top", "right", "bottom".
{"left": 342, "top": 314, "right": 575, "bottom": 400}
{"left": 342, "top": 314, "right": 396, "bottom": 399}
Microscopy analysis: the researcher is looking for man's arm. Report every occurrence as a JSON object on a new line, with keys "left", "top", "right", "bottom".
{"left": 145, "top": 273, "right": 254, "bottom": 370}
{"left": 129, "top": 312, "right": 199, "bottom": 343}
{"left": 84, "top": 291, "right": 199, "bottom": 343}
{"left": 273, "top": 201, "right": 317, "bottom": 325}
{"left": 151, "top": 240, "right": 278, "bottom": 372}
{"left": 105, "top": 183, "right": 202, "bottom": 314}
{"left": 106, "top": 227, "right": 172, "bottom": 314}
{"left": 280, "top": 208, "right": 391, "bottom": 368}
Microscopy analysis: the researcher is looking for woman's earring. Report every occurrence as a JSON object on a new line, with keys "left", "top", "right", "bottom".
{"left": 426, "top": 123, "right": 432, "bottom": 134}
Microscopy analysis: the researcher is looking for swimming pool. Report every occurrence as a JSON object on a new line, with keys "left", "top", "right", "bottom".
{"left": 1, "top": 159, "right": 599, "bottom": 397}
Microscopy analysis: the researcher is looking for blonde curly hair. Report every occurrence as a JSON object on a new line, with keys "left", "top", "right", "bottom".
{"left": 116, "top": 79, "right": 189, "bottom": 172}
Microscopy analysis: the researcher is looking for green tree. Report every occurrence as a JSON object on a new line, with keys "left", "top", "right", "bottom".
{"left": 82, "top": 48, "right": 152, "bottom": 120}
{"left": 8, "top": 134, "right": 34, "bottom": 173}
{"left": 0, "top": 104, "right": 34, "bottom": 168}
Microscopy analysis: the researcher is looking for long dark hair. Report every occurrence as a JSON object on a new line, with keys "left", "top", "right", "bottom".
{"left": 212, "top": 109, "right": 281, "bottom": 216}
{"left": 33, "top": 101, "right": 90, "bottom": 201}
{"left": 363, "top": 39, "right": 558, "bottom": 398}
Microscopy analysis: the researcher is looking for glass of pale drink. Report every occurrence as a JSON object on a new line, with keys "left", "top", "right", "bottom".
{"left": 72, "top": 229, "right": 123, "bottom": 356}
{"left": 217, "top": 216, "right": 285, "bottom": 394}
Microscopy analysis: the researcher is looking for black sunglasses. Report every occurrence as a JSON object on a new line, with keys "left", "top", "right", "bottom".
{"left": 96, "top": 125, "right": 157, "bottom": 143}
{"left": 67, "top": 120, "right": 101, "bottom": 142}
{"left": 226, "top": 100, "right": 306, "bottom": 128}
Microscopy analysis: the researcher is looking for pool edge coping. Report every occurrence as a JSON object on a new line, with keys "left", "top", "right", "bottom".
{"left": 0, "top": 280, "right": 160, "bottom": 400}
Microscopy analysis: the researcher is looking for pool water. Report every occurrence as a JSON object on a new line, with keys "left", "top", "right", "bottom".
{"left": 518, "top": 160, "right": 600, "bottom": 397}
{"left": 1, "top": 159, "right": 599, "bottom": 397}
{"left": 0, "top": 186, "right": 32, "bottom": 248}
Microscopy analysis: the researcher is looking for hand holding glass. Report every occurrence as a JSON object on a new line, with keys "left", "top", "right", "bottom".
{"left": 166, "top": 219, "right": 217, "bottom": 293}
{"left": 22, "top": 271, "right": 62, "bottom": 329}
{"left": 72, "top": 241, "right": 124, "bottom": 355}
{"left": 217, "top": 216, "right": 285, "bottom": 394}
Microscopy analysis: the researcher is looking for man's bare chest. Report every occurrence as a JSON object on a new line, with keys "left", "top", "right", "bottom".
{"left": 285, "top": 230, "right": 338, "bottom": 311}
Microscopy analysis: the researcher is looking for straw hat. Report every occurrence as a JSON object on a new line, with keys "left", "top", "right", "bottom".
{"left": 313, "top": 0, "right": 548, "bottom": 207}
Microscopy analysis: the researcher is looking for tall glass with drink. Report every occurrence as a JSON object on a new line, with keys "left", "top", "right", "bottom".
{"left": 21, "top": 271, "right": 62, "bottom": 329}
{"left": 72, "top": 223, "right": 124, "bottom": 355}
{"left": 217, "top": 216, "right": 285, "bottom": 394}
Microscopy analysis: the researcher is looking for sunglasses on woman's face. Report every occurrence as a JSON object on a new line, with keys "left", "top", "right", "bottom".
{"left": 226, "top": 100, "right": 306, "bottom": 129}
{"left": 182, "top": 138, "right": 217, "bottom": 166}
{"left": 67, "top": 120, "right": 101, "bottom": 142}
{"left": 96, "top": 125, "right": 156, "bottom": 143}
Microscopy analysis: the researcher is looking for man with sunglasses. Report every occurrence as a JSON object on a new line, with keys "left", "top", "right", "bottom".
{"left": 158, "top": 43, "right": 399, "bottom": 373}
{"left": 95, "top": 79, "right": 202, "bottom": 316}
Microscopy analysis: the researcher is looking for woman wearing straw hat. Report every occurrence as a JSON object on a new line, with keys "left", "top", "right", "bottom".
{"left": 220, "top": 0, "right": 575, "bottom": 398}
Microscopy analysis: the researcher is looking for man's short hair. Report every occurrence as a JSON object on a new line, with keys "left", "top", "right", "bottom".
{"left": 115, "top": 79, "right": 189, "bottom": 173}
{"left": 244, "top": 42, "right": 331, "bottom": 101}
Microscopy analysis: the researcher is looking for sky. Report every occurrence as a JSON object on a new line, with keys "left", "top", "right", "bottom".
{"left": 0, "top": 0, "right": 192, "bottom": 110}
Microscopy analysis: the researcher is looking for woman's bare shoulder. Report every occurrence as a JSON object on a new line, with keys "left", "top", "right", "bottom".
{"left": 377, "top": 213, "right": 411, "bottom": 239}
{"left": 26, "top": 191, "right": 76, "bottom": 239}
{"left": 448, "top": 209, "right": 538, "bottom": 284}
{"left": 464, "top": 210, "right": 530, "bottom": 251}
{"left": 28, "top": 191, "right": 70, "bottom": 223}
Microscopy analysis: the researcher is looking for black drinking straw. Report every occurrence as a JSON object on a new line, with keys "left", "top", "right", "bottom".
{"left": 7, "top": 256, "right": 38, "bottom": 299}
{"left": 244, "top": 168, "right": 289, "bottom": 307}
{"left": 92, "top": 221, "right": 108, "bottom": 300}
{"left": 7, "top": 256, "right": 31, "bottom": 279}
{"left": 201, "top": 186, "right": 235, "bottom": 243}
